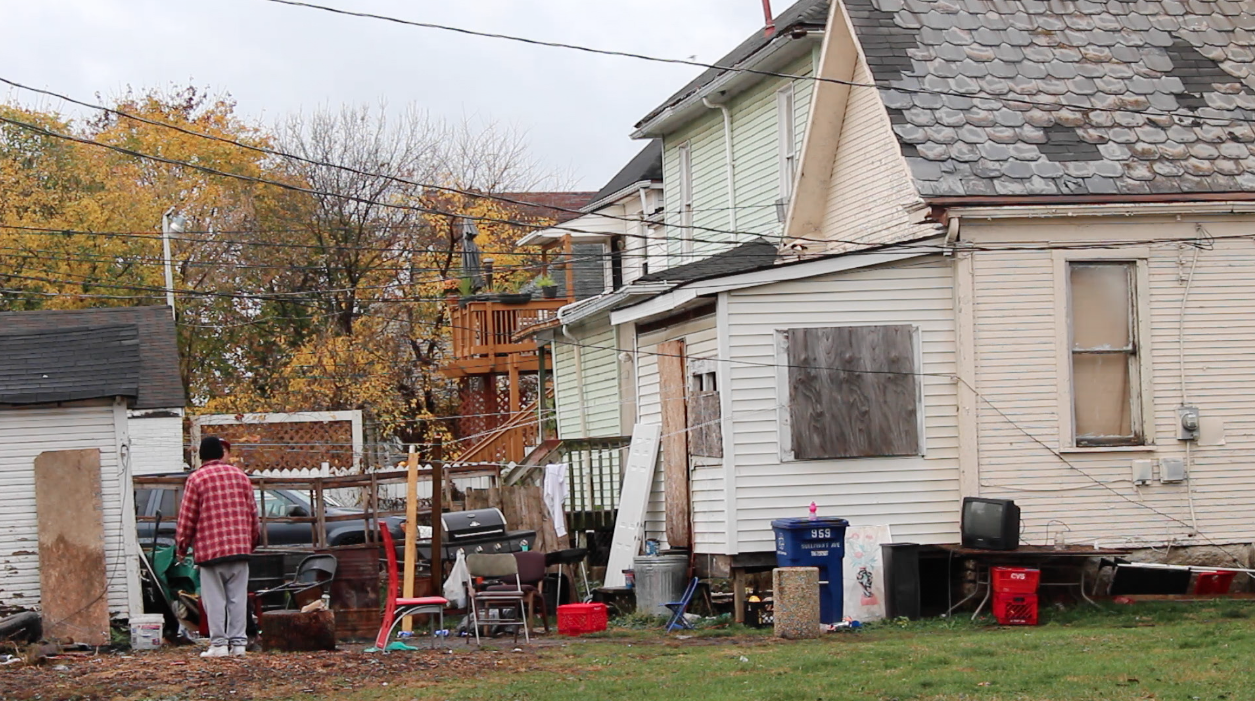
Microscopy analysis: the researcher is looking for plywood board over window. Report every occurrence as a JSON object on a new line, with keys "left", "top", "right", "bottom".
{"left": 785, "top": 325, "right": 919, "bottom": 460}
{"left": 688, "top": 366, "right": 722, "bottom": 458}
{"left": 658, "top": 339, "right": 691, "bottom": 549}
{"left": 1069, "top": 262, "right": 1141, "bottom": 446}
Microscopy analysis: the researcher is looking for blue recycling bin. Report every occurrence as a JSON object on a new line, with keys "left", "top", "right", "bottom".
{"left": 771, "top": 517, "right": 849, "bottom": 624}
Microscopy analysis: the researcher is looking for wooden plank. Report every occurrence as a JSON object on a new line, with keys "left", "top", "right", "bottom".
{"left": 35, "top": 449, "right": 109, "bottom": 645}
{"left": 658, "top": 339, "right": 691, "bottom": 549}
{"left": 605, "top": 425, "right": 662, "bottom": 587}
{"left": 431, "top": 452, "right": 444, "bottom": 584}
{"left": 788, "top": 325, "right": 918, "bottom": 459}
{"left": 402, "top": 447, "right": 418, "bottom": 633}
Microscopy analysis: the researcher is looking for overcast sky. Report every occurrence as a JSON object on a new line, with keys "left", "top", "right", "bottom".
{"left": 2, "top": 0, "right": 770, "bottom": 190}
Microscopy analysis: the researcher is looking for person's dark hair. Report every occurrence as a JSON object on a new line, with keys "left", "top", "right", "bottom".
{"left": 199, "top": 436, "right": 228, "bottom": 461}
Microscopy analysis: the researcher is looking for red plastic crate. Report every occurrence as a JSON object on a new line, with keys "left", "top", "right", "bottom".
{"left": 993, "top": 592, "right": 1038, "bottom": 626}
{"left": 991, "top": 566, "right": 1040, "bottom": 594}
{"left": 557, "top": 603, "right": 608, "bottom": 636}
{"left": 1194, "top": 571, "right": 1237, "bottom": 595}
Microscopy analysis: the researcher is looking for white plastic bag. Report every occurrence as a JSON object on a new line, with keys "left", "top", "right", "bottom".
{"left": 443, "top": 549, "right": 470, "bottom": 608}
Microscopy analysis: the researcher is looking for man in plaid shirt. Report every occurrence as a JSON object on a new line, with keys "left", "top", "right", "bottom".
{"left": 177, "top": 436, "right": 260, "bottom": 658}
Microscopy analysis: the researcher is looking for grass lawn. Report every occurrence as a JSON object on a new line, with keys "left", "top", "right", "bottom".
{"left": 355, "top": 601, "right": 1255, "bottom": 701}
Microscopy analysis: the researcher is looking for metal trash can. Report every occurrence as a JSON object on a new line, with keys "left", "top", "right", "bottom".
{"left": 771, "top": 517, "right": 849, "bottom": 624}
{"left": 633, "top": 552, "right": 687, "bottom": 616}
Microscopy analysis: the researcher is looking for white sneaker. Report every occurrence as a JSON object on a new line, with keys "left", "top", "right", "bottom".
{"left": 200, "top": 645, "right": 229, "bottom": 658}
{"left": 229, "top": 645, "right": 246, "bottom": 657}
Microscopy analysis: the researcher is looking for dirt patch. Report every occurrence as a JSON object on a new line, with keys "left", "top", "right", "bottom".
{"left": 0, "top": 645, "right": 535, "bottom": 701}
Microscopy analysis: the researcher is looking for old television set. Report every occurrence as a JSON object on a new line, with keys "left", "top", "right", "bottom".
{"left": 961, "top": 497, "right": 1020, "bottom": 550}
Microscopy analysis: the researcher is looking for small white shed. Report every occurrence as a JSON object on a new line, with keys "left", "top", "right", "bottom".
{"left": 0, "top": 306, "right": 186, "bottom": 635}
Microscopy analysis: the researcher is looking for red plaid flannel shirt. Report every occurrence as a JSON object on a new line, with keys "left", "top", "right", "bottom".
{"left": 176, "top": 460, "right": 260, "bottom": 565}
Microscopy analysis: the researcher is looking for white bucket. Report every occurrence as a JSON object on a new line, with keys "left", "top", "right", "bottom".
{"left": 130, "top": 614, "right": 164, "bottom": 651}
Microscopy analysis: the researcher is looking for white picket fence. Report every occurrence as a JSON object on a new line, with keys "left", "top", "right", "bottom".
{"left": 252, "top": 463, "right": 500, "bottom": 509}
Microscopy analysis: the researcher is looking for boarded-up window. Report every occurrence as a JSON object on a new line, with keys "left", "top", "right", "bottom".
{"left": 1069, "top": 262, "right": 1142, "bottom": 446}
{"left": 688, "top": 370, "right": 722, "bottom": 458}
{"left": 786, "top": 326, "right": 919, "bottom": 459}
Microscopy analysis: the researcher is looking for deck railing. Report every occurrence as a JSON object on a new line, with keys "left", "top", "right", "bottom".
{"left": 447, "top": 297, "right": 568, "bottom": 361}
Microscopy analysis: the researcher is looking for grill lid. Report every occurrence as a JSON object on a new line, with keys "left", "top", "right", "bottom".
{"left": 441, "top": 508, "right": 507, "bottom": 541}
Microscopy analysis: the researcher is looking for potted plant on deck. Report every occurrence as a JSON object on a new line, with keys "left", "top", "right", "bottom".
{"left": 536, "top": 274, "right": 559, "bottom": 299}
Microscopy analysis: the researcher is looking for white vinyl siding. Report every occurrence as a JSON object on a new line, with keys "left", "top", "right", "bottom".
{"left": 967, "top": 218, "right": 1255, "bottom": 548}
{"left": 553, "top": 319, "right": 622, "bottom": 439}
{"left": 724, "top": 257, "right": 960, "bottom": 551}
{"left": 0, "top": 401, "right": 138, "bottom": 618}
{"left": 819, "top": 60, "right": 937, "bottom": 251}
{"left": 128, "top": 414, "right": 185, "bottom": 475}
{"left": 634, "top": 315, "right": 720, "bottom": 552}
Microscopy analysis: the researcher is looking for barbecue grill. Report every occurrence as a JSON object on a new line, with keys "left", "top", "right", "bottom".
{"left": 416, "top": 508, "right": 536, "bottom": 561}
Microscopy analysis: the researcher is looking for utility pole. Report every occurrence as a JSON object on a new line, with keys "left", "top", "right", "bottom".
{"left": 160, "top": 208, "right": 186, "bottom": 318}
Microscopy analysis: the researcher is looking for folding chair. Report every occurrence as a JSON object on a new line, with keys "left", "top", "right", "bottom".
{"left": 375, "top": 520, "right": 448, "bottom": 649}
{"left": 665, "top": 577, "right": 700, "bottom": 632}
{"left": 482, "top": 551, "right": 549, "bottom": 633}
{"left": 466, "top": 553, "right": 530, "bottom": 645}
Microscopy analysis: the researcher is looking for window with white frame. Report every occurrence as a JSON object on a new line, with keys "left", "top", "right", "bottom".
{"left": 677, "top": 142, "right": 693, "bottom": 258}
{"left": 1068, "top": 261, "right": 1143, "bottom": 446}
{"left": 777, "top": 84, "right": 797, "bottom": 216}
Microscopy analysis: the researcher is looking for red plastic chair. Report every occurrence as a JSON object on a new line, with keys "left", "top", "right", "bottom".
{"left": 376, "top": 520, "right": 449, "bottom": 649}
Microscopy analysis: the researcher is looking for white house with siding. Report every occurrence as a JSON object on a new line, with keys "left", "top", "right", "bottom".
{"left": 0, "top": 306, "right": 186, "bottom": 621}
{"left": 601, "top": 0, "right": 1255, "bottom": 579}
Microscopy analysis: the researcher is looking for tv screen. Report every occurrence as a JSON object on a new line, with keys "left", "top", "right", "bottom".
{"left": 965, "top": 501, "right": 1005, "bottom": 538}
{"left": 961, "top": 497, "right": 1020, "bottom": 550}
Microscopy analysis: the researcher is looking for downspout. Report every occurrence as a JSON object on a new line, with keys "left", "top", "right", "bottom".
{"left": 562, "top": 324, "right": 590, "bottom": 437}
{"left": 703, "top": 97, "right": 738, "bottom": 239}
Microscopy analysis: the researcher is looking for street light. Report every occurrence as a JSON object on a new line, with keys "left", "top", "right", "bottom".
{"left": 161, "top": 208, "right": 187, "bottom": 318}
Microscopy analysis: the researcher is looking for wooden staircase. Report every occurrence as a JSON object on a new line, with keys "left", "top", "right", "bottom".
{"left": 457, "top": 391, "right": 553, "bottom": 465}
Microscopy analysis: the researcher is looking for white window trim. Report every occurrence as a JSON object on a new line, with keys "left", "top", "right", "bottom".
{"left": 1052, "top": 248, "right": 1155, "bottom": 451}
{"left": 676, "top": 141, "right": 694, "bottom": 259}
{"left": 777, "top": 83, "right": 797, "bottom": 206}
{"left": 774, "top": 324, "right": 926, "bottom": 462}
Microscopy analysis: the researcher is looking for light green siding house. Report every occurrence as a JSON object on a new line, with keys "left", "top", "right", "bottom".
{"left": 536, "top": 0, "right": 831, "bottom": 457}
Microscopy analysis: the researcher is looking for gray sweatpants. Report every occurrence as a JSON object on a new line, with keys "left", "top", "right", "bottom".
{"left": 199, "top": 560, "right": 249, "bottom": 648}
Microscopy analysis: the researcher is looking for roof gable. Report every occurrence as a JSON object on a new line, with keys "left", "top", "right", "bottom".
{"left": 0, "top": 306, "right": 184, "bottom": 409}
{"left": 847, "top": 0, "right": 1255, "bottom": 198}
{"left": 0, "top": 325, "right": 141, "bottom": 406}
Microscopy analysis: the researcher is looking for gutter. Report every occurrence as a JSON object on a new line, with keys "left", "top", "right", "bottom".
{"left": 944, "top": 200, "right": 1255, "bottom": 220}
{"left": 632, "top": 30, "right": 824, "bottom": 139}
{"left": 581, "top": 180, "right": 663, "bottom": 215}
{"left": 557, "top": 282, "right": 675, "bottom": 327}
{"left": 703, "top": 97, "right": 738, "bottom": 236}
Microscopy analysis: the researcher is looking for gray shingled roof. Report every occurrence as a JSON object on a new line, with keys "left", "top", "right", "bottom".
{"left": 847, "top": 0, "right": 1255, "bottom": 198}
{"left": 636, "top": 0, "right": 831, "bottom": 128}
{"left": 0, "top": 325, "right": 141, "bottom": 406}
{"left": 636, "top": 237, "right": 780, "bottom": 283}
{"left": 586, "top": 140, "right": 664, "bottom": 208}
{"left": 0, "top": 306, "right": 184, "bottom": 409}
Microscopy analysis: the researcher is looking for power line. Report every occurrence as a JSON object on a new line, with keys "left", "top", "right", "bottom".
{"left": 0, "top": 77, "right": 838, "bottom": 249}
{"left": 261, "top": 0, "right": 1255, "bottom": 130}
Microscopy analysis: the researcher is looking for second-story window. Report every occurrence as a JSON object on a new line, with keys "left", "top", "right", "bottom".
{"left": 677, "top": 141, "right": 693, "bottom": 257}
{"left": 777, "top": 84, "right": 797, "bottom": 217}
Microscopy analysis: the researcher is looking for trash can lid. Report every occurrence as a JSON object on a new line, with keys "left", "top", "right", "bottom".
{"left": 771, "top": 517, "right": 850, "bottom": 529}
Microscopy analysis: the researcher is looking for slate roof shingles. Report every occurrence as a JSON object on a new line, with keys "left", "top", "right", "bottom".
{"left": 847, "top": 0, "right": 1255, "bottom": 197}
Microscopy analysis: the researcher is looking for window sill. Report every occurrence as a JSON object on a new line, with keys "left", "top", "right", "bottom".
{"left": 1058, "top": 445, "right": 1157, "bottom": 454}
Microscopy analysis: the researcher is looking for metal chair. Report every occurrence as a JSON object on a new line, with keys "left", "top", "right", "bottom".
{"left": 485, "top": 551, "right": 549, "bottom": 632}
{"left": 254, "top": 554, "right": 338, "bottom": 611}
{"left": 665, "top": 577, "right": 700, "bottom": 632}
{"left": 375, "top": 520, "right": 448, "bottom": 649}
{"left": 466, "top": 553, "right": 530, "bottom": 645}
